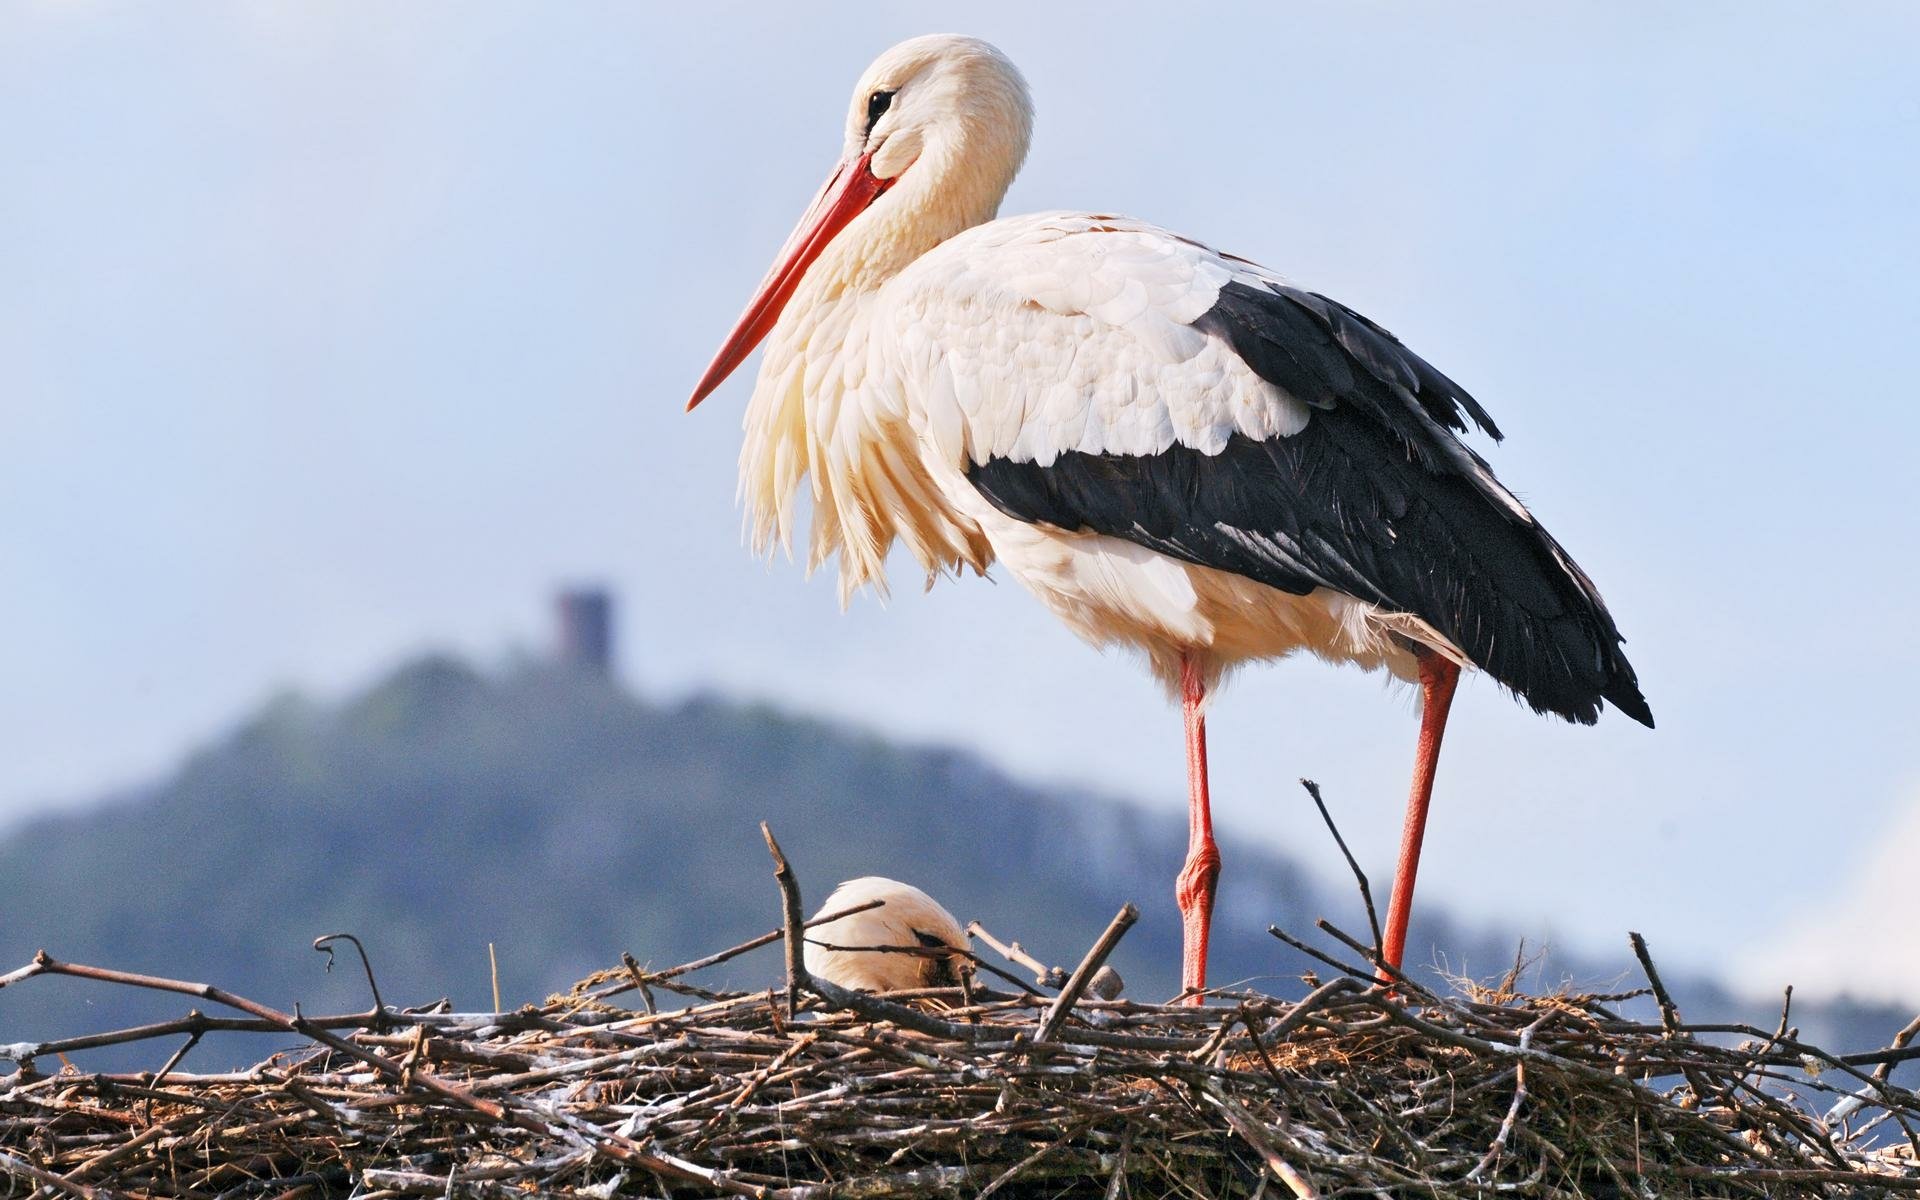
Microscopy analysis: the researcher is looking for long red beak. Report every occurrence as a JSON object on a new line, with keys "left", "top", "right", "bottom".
{"left": 686, "top": 153, "right": 893, "bottom": 411}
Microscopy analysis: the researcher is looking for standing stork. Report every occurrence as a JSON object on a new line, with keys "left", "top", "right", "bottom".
{"left": 687, "top": 35, "right": 1651, "bottom": 999}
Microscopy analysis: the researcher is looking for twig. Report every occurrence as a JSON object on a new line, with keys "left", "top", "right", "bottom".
{"left": 1874, "top": 1011, "right": 1920, "bottom": 1086}
{"left": 1267, "top": 924, "right": 1371, "bottom": 982}
{"left": 1201, "top": 1083, "right": 1319, "bottom": 1198}
{"left": 1252, "top": 977, "right": 1365, "bottom": 1047}
{"left": 585, "top": 899, "right": 886, "bottom": 1003}
{"left": 1629, "top": 931, "right": 1683, "bottom": 1035}
{"left": 1464, "top": 1012, "right": 1549, "bottom": 1181}
{"left": 0, "top": 1150, "right": 119, "bottom": 1200}
{"left": 1036, "top": 905, "right": 1138, "bottom": 1045}
{"left": 1298, "top": 779, "right": 1381, "bottom": 959}
{"left": 1103, "top": 1129, "right": 1133, "bottom": 1200}
{"left": 966, "top": 921, "right": 1066, "bottom": 988}
{"left": 13, "top": 954, "right": 506, "bottom": 1121}
{"left": 974, "top": 1120, "right": 1091, "bottom": 1199}
{"left": 959, "top": 950, "right": 1055, "bottom": 995}
{"left": 140, "top": 1028, "right": 202, "bottom": 1121}
{"left": 313, "top": 933, "right": 388, "bottom": 1025}
{"left": 762, "top": 822, "right": 807, "bottom": 1016}
{"left": 1315, "top": 919, "right": 1430, "bottom": 1000}
{"left": 620, "top": 951, "right": 657, "bottom": 1014}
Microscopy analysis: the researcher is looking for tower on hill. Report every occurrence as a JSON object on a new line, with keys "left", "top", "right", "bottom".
{"left": 555, "top": 587, "right": 614, "bottom": 675}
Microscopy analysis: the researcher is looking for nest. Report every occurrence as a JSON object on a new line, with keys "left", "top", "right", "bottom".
{"left": 4, "top": 826, "right": 1919, "bottom": 1199}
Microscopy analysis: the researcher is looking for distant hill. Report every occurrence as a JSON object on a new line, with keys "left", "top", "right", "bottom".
{"left": 0, "top": 657, "right": 1908, "bottom": 1075}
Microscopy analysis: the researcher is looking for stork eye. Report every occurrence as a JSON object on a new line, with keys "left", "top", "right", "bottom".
{"left": 865, "top": 89, "right": 896, "bottom": 135}
{"left": 912, "top": 929, "right": 948, "bottom": 949}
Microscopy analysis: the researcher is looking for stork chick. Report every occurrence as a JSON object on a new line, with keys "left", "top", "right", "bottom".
{"left": 804, "top": 877, "right": 970, "bottom": 993}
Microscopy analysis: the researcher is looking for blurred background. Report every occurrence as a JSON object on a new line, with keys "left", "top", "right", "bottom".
{"left": 3, "top": 3, "right": 1917, "bottom": 1067}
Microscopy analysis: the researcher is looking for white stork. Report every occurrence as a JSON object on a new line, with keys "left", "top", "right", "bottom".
{"left": 804, "top": 877, "right": 971, "bottom": 993}
{"left": 688, "top": 35, "right": 1652, "bottom": 999}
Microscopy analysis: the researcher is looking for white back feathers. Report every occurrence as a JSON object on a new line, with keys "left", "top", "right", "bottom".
{"left": 804, "top": 877, "right": 969, "bottom": 993}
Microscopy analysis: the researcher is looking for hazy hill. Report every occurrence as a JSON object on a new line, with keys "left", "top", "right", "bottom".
{"left": 0, "top": 657, "right": 1908, "bottom": 1075}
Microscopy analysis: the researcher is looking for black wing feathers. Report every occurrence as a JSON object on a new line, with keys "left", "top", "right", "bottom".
{"left": 967, "top": 281, "right": 1651, "bottom": 728}
{"left": 1290, "top": 289, "right": 1504, "bottom": 442}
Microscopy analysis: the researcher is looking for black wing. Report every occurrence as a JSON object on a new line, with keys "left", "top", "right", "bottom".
{"left": 967, "top": 280, "right": 1652, "bottom": 728}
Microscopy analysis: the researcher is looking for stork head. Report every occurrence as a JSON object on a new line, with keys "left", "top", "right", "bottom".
{"left": 833, "top": 34, "right": 1033, "bottom": 199}
{"left": 687, "top": 35, "right": 1033, "bottom": 409}
{"left": 802, "top": 876, "right": 972, "bottom": 993}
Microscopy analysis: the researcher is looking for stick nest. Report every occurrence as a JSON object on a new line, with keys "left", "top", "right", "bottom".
{"left": 4, "top": 829, "right": 1918, "bottom": 1199}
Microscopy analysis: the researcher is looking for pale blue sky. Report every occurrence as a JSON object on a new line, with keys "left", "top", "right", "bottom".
{"left": 4, "top": 3, "right": 1917, "bottom": 998}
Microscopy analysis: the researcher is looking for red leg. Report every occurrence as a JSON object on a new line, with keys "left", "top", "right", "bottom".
{"left": 1176, "top": 655, "right": 1221, "bottom": 1003}
{"left": 1380, "top": 651, "right": 1462, "bottom": 976}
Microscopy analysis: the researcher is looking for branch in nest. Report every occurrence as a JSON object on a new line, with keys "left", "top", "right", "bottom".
{"left": 966, "top": 920, "right": 1067, "bottom": 989}
{"left": 1298, "top": 778, "right": 1382, "bottom": 961}
{"left": 1036, "top": 903, "right": 1137, "bottom": 1046}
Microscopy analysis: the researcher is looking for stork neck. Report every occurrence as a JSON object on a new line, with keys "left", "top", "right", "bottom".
{"left": 807, "top": 146, "right": 1015, "bottom": 303}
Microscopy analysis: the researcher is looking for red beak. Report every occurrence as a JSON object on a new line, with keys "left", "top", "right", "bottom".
{"left": 686, "top": 153, "right": 894, "bottom": 411}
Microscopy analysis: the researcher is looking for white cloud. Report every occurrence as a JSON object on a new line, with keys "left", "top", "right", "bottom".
{"left": 1736, "top": 785, "right": 1920, "bottom": 1006}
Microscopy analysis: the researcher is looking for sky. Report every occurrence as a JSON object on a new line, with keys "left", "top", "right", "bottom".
{"left": 4, "top": 3, "right": 1918, "bottom": 1003}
